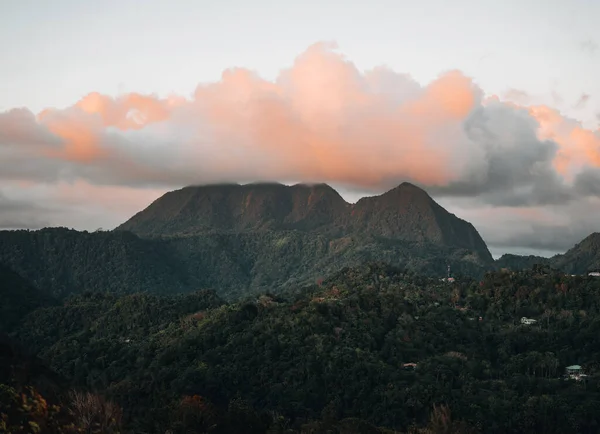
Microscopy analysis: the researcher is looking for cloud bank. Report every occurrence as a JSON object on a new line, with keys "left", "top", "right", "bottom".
{"left": 1, "top": 42, "right": 599, "bottom": 253}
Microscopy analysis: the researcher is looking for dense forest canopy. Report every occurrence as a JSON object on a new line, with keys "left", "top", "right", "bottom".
{"left": 3, "top": 263, "right": 600, "bottom": 433}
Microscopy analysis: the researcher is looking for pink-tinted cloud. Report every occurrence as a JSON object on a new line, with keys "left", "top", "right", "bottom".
{"left": 1, "top": 41, "right": 600, "bottom": 205}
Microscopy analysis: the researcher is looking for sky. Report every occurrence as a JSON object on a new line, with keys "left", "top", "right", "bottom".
{"left": 1, "top": 0, "right": 599, "bottom": 258}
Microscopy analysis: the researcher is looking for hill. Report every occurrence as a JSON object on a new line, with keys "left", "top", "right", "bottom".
{"left": 0, "top": 183, "right": 496, "bottom": 299}
{"left": 495, "top": 233, "right": 600, "bottom": 275}
{"left": 552, "top": 232, "right": 600, "bottom": 274}
{"left": 11, "top": 263, "right": 600, "bottom": 433}
{"left": 0, "top": 264, "right": 56, "bottom": 333}
{"left": 117, "top": 182, "right": 493, "bottom": 262}
{"left": 0, "top": 333, "right": 124, "bottom": 433}
{"left": 0, "top": 228, "right": 193, "bottom": 298}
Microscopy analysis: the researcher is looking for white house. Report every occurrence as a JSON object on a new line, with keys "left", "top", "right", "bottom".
{"left": 520, "top": 317, "right": 537, "bottom": 325}
{"left": 588, "top": 272, "right": 600, "bottom": 277}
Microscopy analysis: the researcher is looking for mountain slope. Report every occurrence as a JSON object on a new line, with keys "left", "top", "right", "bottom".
{"left": 117, "top": 182, "right": 493, "bottom": 262}
{"left": 0, "top": 264, "right": 57, "bottom": 333}
{"left": 494, "top": 233, "right": 600, "bottom": 274}
{"left": 0, "top": 183, "right": 497, "bottom": 300}
{"left": 349, "top": 183, "right": 491, "bottom": 259}
{"left": 552, "top": 232, "right": 600, "bottom": 274}
{"left": 117, "top": 183, "right": 350, "bottom": 235}
{"left": 0, "top": 228, "right": 193, "bottom": 298}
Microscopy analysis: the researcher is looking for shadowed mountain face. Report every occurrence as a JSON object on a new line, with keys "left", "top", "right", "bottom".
{"left": 118, "top": 183, "right": 349, "bottom": 234}
{"left": 117, "top": 182, "right": 493, "bottom": 262}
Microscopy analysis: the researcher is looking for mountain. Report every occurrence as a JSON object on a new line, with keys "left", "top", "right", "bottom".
{"left": 0, "top": 183, "right": 494, "bottom": 299}
{"left": 494, "top": 253, "right": 551, "bottom": 271}
{"left": 552, "top": 232, "right": 600, "bottom": 274}
{"left": 0, "top": 264, "right": 56, "bottom": 333}
{"left": 117, "top": 182, "right": 493, "bottom": 262}
{"left": 118, "top": 182, "right": 350, "bottom": 235}
{"left": 495, "top": 233, "right": 600, "bottom": 275}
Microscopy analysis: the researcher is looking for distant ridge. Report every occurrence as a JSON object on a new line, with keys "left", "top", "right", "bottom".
{"left": 117, "top": 182, "right": 493, "bottom": 262}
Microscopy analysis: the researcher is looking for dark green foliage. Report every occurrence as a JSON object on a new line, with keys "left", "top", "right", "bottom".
{"left": 495, "top": 254, "right": 552, "bottom": 271}
{"left": 11, "top": 264, "right": 600, "bottom": 433}
{"left": 0, "top": 228, "right": 490, "bottom": 301}
{"left": 0, "top": 263, "right": 56, "bottom": 333}
{"left": 0, "top": 228, "right": 193, "bottom": 298}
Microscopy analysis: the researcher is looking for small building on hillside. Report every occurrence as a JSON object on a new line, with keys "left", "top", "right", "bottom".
{"left": 589, "top": 271, "right": 600, "bottom": 277}
{"left": 403, "top": 363, "right": 418, "bottom": 370}
{"left": 565, "top": 365, "right": 587, "bottom": 381}
{"left": 520, "top": 317, "right": 537, "bottom": 325}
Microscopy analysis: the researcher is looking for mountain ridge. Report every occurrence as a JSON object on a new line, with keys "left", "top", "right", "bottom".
{"left": 117, "top": 181, "right": 493, "bottom": 262}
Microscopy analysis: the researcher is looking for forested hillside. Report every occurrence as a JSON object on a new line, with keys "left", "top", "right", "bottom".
{"left": 0, "top": 228, "right": 193, "bottom": 298}
{"left": 0, "top": 263, "right": 56, "bottom": 332}
{"left": 6, "top": 264, "right": 600, "bottom": 433}
{"left": 1, "top": 184, "right": 598, "bottom": 302}
{"left": 117, "top": 182, "right": 493, "bottom": 263}
{"left": 0, "top": 228, "right": 488, "bottom": 300}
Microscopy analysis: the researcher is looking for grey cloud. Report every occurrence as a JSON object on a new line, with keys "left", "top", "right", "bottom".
{"left": 574, "top": 169, "right": 600, "bottom": 197}
{"left": 0, "top": 193, "right": 53, "bottom": 229}
{"left": 0, "top": 108, "right": 62, "bottom": 148}
{"left": 486, "top": 218, "right": 599, "bottom": 254}
{"left": 456, "top": 200, "right": 600, "bottom": 254}
{"left": 428, "top": 103, "right": 574, "bottom": 206}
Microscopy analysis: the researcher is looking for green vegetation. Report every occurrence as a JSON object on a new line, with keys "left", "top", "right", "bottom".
{"left": 0, "top": 228, "right": 489, "bottom": 301}
{"left": 0, "top": 264, "right": 56, "bottom": 333}
{"left": 1, "top": 185, "right": 598, "bottom": 303}
{"left": 3, "top": 183, "right": 600, "bottom": 432}
{"left": 4, "top": 263, "right": 600, "bottom": 433}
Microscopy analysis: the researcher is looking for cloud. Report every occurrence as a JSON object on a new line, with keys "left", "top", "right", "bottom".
{"left": 1, "top": 42, "right": 599, "bottom": 202}
{"left": 0, "top": 181, "right": 166, "bottom": 231}
{"left": 503, "top": 88, "right": 530, "bottom": 104}
{"left": 1, "top": 41, "right": 600, "bottom": 252}
{"left": 574, "top": 168, "right": 600, "bottom": 197}
{"left": 442, "top": 197, "right": 600, "bottom": 255}
{"left": 0, "top": 191, "right": 52, "bottom": 229}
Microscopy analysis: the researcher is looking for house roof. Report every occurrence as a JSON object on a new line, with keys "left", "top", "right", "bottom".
{"left": 566, "top": 365, "right": 581, "bottom": 370}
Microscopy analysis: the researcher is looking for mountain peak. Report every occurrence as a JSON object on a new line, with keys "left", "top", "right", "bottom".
{"left": 116, "top": 181, "right": 493, "bottom": 262}
{"left": 381, "top": 181, "right": 432, "bottom": 202}
{"left": 397, "top": 181, "right": 421, "bottom": 189}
